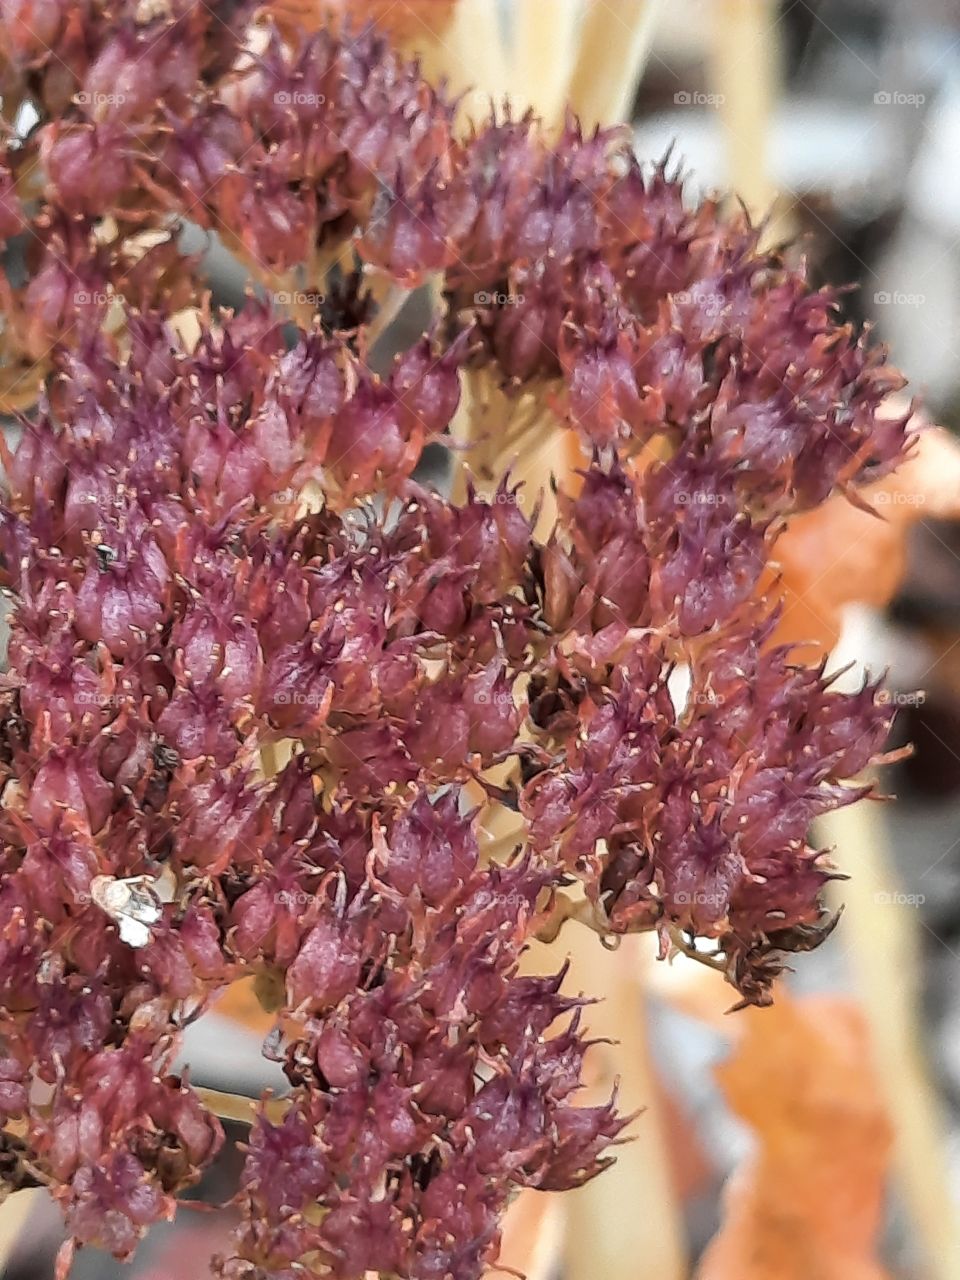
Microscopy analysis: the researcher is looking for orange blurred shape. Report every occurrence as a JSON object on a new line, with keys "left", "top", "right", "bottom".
{"left": 214, "top": 975, "right": 275, "bottom": 1035}
{"left": 659, "top": 1074, "right": 714, "bottom": 1201}
{"left": 770, "top": 426, "right": 960, "bottom": 658}
{"left": 261, "top": 0, "right": 456, "bottom": 42}
{"left": 698, "top": 994, "right": 893, "bottom": 1280}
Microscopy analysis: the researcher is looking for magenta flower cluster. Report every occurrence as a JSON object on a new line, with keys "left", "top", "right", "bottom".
{"left": 0, "top": 5, "right": 909, "bottom": 1277}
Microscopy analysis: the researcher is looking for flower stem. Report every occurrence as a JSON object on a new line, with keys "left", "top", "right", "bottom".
{"left": 194, "top": 1085, "right": 289, "bottom": 1127}
{"left": 457, "top": 368, "right": 688, "bottom": 1280}
{"left": 549, "top": 931, "right": 688, "bottom": 1280}
{"left": 707, "top": 0, "right": 786, "bottom": 231}
{"left": 416, "top": 0, "right": 509, "bottom": 130}
{"left": 565, "top": 0, "right": 666, "bottom": 129}
{"left": 0, "top": 1187, "right": 41, "bottom": 1272}
{"left": 511, "top": 0, "right": 583, "bottom": 126}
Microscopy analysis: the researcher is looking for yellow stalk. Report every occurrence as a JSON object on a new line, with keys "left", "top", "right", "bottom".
{"left": 530, "top": 930, "right": 688, "bottom": 1280}
{"left": 415, "top": 0, "right": 509, "bottom": 131}
{"left": 511, "top": 0, "right": 583, "bottom": 125}
{"left": 565, "top": 0, "right": 666, "bottom": 129}
{"left": 449, "top": 368, "right": 575, "bottom": 538}
{"left": 452, "top": 369, "right": 687, "bottom": 1280}
{"left": 0, "top": 1188, "right": 40, "bottom": 1272}
{"left": 707, "top": 0, "right": 788, "bottom": 234}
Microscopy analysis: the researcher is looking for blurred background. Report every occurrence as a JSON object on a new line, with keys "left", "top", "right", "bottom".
{"left": 9, "top": 0, "right": 960, "bottom": 1277}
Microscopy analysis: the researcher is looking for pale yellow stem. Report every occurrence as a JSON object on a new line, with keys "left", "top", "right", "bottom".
{"left": 259, "top": 739, "right": 294, "bottom": 780}
{"left": 415, "top": 0, "right": 509, "bottom": 131}
{"left": 707, "top": 0, "right": 787, "bottom": 232}
{"left": 511, "top": 0, "right": 584, "bottom": 125}
{"left": 0, "top": 1187, "right": 41, "bottom": 1271}
{"left": 545, "top": 930, "right": 688, "bottom": 1280}
{"left": 452, "top": 360, "right": 685, "bottom": 1280}
{"left": 500, "top": 1188, "right": 564, "bottom": 1280}
{"left": 449, "top": 369, "right": 573, "bottom": 536}
{"left": 565, "top": 0, "right": 666, "bottom": 129}
{"left": 820, "top": 794, "right": 960, "bottom": 1280}
{"left": 195, "top": 1085, "right": 289, "bottom": 1127}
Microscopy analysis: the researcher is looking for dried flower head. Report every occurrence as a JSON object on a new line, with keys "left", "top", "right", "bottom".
{"left": 0, "top": 7, "right": 911, "bottom": 1278}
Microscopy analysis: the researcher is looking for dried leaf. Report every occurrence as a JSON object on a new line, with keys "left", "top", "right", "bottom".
{"left": 698, "top": 994, "right": 893, "bottom": 1280}
{"left": 213, "top": 976, "right": 274, "bottom": 1036}
{"left": 261, "top": 0, "right": 457, "bottom": 43}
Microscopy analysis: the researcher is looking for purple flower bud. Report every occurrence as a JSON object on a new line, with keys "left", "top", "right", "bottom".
{"left": 75, "top": 519, "right": 171, "bottom": 658}
{"left": 42, "top": 122, "right": 131, "bottom": 214}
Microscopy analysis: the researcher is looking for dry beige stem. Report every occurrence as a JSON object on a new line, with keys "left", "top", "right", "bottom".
{"left": 565, "top": 0, "right": 666, "bottom": 129}
{"left": 415, "top": 0, "right": 510, "bottom": 131}
{"left": 451, "top": 362, "right": 687, "bottom": 1280}
{"left": 499, "top": 1187, "right": 564, "bottom": 1280}
{"left": 511, "top": 0, "right": 583, "bottom": 124}
{"left": 195, "top": 1085, "right": 289, "bottom": 1127}
{"left": 449, "top": 368, "right": 578, "bottom": 538}
{"left": 551, "top": 931, "right": 688, "bottom": 1280}
{"left": 707, "top": 0, "right": 785, "bottom": 228}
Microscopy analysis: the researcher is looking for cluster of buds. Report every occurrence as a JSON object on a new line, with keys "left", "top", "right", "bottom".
{"left": 230, "top": 793, "right": 622, "bottom": 1279}
{"left": 0, "top": 5, "right": 911, "bottom": 1278}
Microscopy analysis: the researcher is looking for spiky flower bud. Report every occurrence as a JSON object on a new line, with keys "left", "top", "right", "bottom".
{"left": 0, "top": 9, "right": 911, "bottom": 1279}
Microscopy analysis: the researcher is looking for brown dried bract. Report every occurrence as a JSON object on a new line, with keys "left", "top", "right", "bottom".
{"left": 699, "top": 994, "right": 893, "bottom": 1280}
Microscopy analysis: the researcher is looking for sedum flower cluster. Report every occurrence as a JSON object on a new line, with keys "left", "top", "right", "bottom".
{"left": 0, "top": 4, "right": 908, "bottom": 1277}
